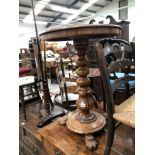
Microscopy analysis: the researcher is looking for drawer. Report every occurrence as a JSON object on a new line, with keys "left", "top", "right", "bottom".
{"left": 22, "top": 127, "right": 43, "bottom": 150}
{"left": 42, "top": 138, "right": 64, "bottom": 155}
{"left": 20, "top": 138, "right": 35, "bottom": 155}
{"left": 20, "top": 127, "right": 43, "bottom": 155}
{"left": 23, "top": 136, "right": 43, "bottom": 155}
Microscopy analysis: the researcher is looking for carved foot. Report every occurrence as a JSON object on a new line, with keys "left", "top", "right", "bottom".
{"left": 58, "top": 115, "right": 68, "bottom": 126}
{"left": 85, "top": 134, "right": 98, "bottom": 151}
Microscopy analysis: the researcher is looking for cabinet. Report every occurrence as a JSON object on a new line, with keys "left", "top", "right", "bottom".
{"left": 19, "top": 127, "right": 43, "bottom": 155}
{"left": 106, "top": 15, "right": 130, "bottom": 42}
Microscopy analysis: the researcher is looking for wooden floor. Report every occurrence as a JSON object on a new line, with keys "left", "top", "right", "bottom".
{"left": 19, "top": 102, "right": 134, "bottom": 155}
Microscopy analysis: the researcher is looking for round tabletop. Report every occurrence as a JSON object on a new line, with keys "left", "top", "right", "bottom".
{"left": 39, "top": 24, "right": 122, "bottom": 41}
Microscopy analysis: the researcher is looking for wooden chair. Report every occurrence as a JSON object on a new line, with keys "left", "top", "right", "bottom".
{"left": 99, "top": 38, "right": 135, "bottom": 105}
{"left": 19, "top": 76, "right": 40, "bottom": 121}
{"left": 19, "top": 41, "right": 42, "bottom": 122}
{"left": 95, "top": 42, "right": 135, "bottom": 155}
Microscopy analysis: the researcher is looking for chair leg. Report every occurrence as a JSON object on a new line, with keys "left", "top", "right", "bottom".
{"left": 104, "top": 118, "right": 115, "bottom": 155}
{"left": 19, "top": 86, "right": 27, "bottom": 121}
{"left": 34, "top": 83, "right": 40, "bottom": 98}
{"left": 30, "top": 85, "right": 34, "bottom": 97}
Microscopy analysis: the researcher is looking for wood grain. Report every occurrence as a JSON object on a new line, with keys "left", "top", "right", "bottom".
{"left": 39, "top": 117, "right": 106, "bottom": 155}
{"left": 40, "top": 24, "right": 121, "bottom": 41}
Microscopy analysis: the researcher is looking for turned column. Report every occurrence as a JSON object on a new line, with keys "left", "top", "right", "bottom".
{"left": 42, "top": 79, "right": 53, "bottom": 116}
{"left": 74, "top": 39, "right": 96, "bottom": 123}
{"left": 66, "top": 39, "right": 106, "bottom": 150}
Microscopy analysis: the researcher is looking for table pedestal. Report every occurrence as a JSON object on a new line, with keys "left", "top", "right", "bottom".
{"left": 60, "top": 39, "right": 106, "bottom": 150}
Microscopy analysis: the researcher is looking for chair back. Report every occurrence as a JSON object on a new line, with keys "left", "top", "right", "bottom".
{"left": 30, "top": 39, "right": 44, "bottom": 81}
{"left": 95, "top": 41, "right": 135, "bottom": 155}
{"left": 98, "top": 39, "right": 135, "bottom": 94}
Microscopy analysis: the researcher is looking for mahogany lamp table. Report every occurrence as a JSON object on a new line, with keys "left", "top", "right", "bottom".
{"left": 39, "top": 24, "right": 122, "bottom": 150}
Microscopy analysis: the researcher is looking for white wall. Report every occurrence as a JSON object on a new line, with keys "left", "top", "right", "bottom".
{"left": 96, "top": 0, "right": 119, "bottom": 21}
{"left": 19, "top": 21, "right": 46, "bottom": 49}
{"left": 127, "top": 0, "right": 135, "bottom": 41}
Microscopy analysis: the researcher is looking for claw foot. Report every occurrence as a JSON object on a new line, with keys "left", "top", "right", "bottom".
{"left": 85, "top": 134, "right": 98, "bottom": 151}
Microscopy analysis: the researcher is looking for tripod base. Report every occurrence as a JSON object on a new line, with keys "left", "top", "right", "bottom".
{"left": 37, "top": 109, "right": 66, "bottom": 128}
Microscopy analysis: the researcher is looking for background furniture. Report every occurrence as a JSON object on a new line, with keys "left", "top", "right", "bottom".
{"left": 95, "top": 42, "right": 135, "bottom": 154}
{"left": 19, "top": 48, "right": 33, "bottom": 76}
{"left": 54, "top": 56, "right": 78, "bottom": 111}
{"left": 29, "top": 37, "right": 65, "bottom": 128}
{"left": 19, "top": 76, "right": 40, "bottom": 121}
{"left": 106, "top": 15, "right": 130, "bottom": 42}
{"left": 19, "top": 67, "right": 32, "bottom": 77}
{"left": 19, "top": 42, "right": 42, "bottom": 122}
{"left": 85, "top": 16, "right": 131, "bottom": 101}
{"left": 98, "top": 38, "right": 135, "bottom": 105}
{"left": 46, "top": 57, "right": 57, "bottom": 83}
{"left": 19, "top": 48, "right": 31, "bottom": 60}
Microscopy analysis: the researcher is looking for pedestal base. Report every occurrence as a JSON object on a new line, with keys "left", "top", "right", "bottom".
{"left": 66, "top": 110, "right": 106, "bottom": 134}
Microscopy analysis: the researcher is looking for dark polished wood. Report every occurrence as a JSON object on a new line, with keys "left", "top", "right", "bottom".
{"left": 39, "top": 24, "right": 122, "bottom": 151}
{"left": 30, "top": 38, "right": 65, "bottom": 128}
{"left": 106, "top": 15, "right": 130, "bottom": 42}
{"left": 40, "top": 24, "right": 121, "bottom": 41}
